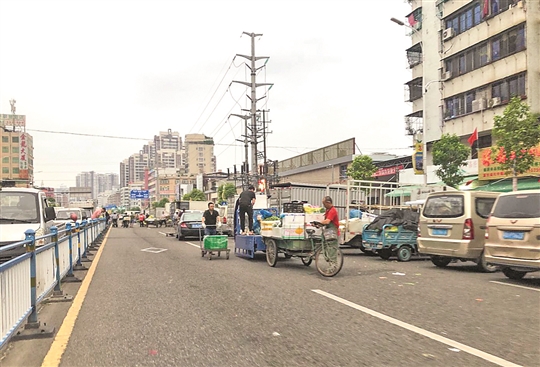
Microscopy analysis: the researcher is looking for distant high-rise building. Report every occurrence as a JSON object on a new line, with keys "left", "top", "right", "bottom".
{"left": 185, "top": 134, "right": 216, "bottom": 175}
{"left": 0, "top": 114, "right": 34, "bottom": 187}
{"left": 76, "top": 171, "right": 118, "bottom": 199}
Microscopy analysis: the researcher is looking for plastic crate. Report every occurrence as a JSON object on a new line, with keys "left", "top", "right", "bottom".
{"left": 283, "top": 202, "right": 304, "bottom": 213}
{"left": 203, "top": 235, "right": 228, "bottom": 250}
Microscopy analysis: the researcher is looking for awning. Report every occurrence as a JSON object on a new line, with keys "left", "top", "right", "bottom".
{"left": 473, "top": 177, "right": 540, "bottom": 192}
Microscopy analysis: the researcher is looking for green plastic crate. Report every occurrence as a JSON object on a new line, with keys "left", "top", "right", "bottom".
{"left": 203, "top": 235, "right": 228, "bottom": 250}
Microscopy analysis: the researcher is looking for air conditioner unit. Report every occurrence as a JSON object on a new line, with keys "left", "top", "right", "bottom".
{"left": 442, "top": 70, "right": 452, "bottom": 81}
{"left": 472, "top": 98, "right": 487, "bottom": 112}
{"left": 443, "top": 28, "right": 456, "bottom": 41}
{"left": 490, "top": 97, "right": 502, "bottom": 107}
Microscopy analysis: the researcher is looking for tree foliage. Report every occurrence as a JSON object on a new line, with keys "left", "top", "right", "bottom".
{"left": 489, "top": 97, "right": 540, "bottom": 190}
{"left": 218, "top": 183, "right": 236, "bottom": 202}
{"left": 46, "top": 197, "right": 58, "bottom": 207}
{"left": 152, "top": 198, "right": 170, "bottom": 208}
{"left": 129, "top": 206, "right": 141, "bottom": 212}
{"left": 432, "top": 134, "right": 470, "bottom": 188}
{"left": 346, "top": 155, "right": 377, "bottom": 181}
{"left": 182, "top": 188, "right": 205, "bottom": 201}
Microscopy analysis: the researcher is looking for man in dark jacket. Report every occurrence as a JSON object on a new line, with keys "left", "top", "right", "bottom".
{"left": 238, "top": 185, "right": 256, "bottom": 235}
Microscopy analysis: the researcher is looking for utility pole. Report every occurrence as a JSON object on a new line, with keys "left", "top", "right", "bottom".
{"left": 233, "top": 32, "right": 273, "bottom": 187}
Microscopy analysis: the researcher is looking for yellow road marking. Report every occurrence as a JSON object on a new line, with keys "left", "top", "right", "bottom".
{"left": 41, "top": 227, "right": 110, "bottom": 367}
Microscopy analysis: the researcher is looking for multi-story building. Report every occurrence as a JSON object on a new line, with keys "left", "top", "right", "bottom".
{"left": 0, "top": 114, "right": 34, "bottom": 187}
{"left": 153, "top": 130, "right": 183, "bottom": 169}
{"left": 399, "top": 0, "right": 539, "bottom": 183}
{"left": 185, "top": 134, "right": 216, "bottom": 176}
{"left": 128, "top": 151, "right": 150, "bottom": 184}
{"left": 120, "top": 159, "right": 130, "bottom": 188}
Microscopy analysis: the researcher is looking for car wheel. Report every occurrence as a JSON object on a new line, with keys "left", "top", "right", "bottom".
{"left": 502, "top": 267, "right": 527, "bottom": 280}
{"left": 477, "top": 251, "right": 499, "bottom": 273}
{"left": 431, "top": 256, "right": 452, "bottom": 268}
{"left": 397, "top": 246, "right": 412, "bottom": 262}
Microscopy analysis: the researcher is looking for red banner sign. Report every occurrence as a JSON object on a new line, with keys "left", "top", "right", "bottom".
{"left": 373, "top": 164, "right": 404, "bottom": 177}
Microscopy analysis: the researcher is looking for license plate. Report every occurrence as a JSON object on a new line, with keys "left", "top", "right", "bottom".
{"left": 192, "top": 224, "right": 202, "bottom": 229}
{"left": 503, "top": 231, "right": 524, "bottom": 240}
{"left": 432, "top": 228, "right": 448, "bottom": 236}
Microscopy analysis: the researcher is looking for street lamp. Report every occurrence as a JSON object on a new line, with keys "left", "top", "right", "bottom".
{"left": 391, "top": 17, "right": 428, "bottom": 186}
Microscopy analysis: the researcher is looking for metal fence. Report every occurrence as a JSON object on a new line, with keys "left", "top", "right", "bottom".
{"left": 0, "top": 219, "right": 107, "bottom": 349}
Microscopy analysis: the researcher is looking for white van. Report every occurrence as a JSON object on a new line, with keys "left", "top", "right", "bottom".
{"left": 0, "top": 187, "right": 57, "bottom": 258}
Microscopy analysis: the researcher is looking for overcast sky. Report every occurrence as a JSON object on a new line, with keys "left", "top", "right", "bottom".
{"left": 0, "top": 0, "right": 413, "bottom": 188}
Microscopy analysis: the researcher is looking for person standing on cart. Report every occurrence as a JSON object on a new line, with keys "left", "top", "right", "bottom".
{"left": 238, "top": 185, "right": 256, "bottom": 235}
{"left": 202, "top": 202, "right": 220, "bottom": 236}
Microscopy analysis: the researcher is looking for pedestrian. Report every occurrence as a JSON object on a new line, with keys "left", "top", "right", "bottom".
{"left": 320, "top": 196, "right": 339, "bottom": 242}
{"left": 139, "top": 212, "right": 146, "bottom": 227}
{"left": 238, "top": 185, "right": 256, "bottom": 235}
{"left": 202, "top": 202, "right": 220, "bottom": 236}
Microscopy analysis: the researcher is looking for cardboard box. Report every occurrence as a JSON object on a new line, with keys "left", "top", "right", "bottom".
{"left": 283, "top": 224, "right": 305, "bottom": 239}
{"left": 282, "top": 213, "right": 306, "bottom": 225}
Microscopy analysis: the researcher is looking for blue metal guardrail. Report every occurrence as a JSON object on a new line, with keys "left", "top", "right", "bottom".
{"left": 0, "top": 218, "right": 108, "bottom": 349}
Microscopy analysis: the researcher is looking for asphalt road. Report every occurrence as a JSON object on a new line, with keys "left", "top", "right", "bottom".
{"left": 3, "top": 226, "right": 540, "bottom": 367}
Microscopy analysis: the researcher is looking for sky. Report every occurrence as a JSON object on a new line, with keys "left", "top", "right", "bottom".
{"left": 0, "top": 0, "right": 414, "bottom": 188}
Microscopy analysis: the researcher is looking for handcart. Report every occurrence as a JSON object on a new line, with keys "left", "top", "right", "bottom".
{"left": 262, "top": 221, "right": 344, "bottom": 277}
{"left": 201, "top": 234, "right": 230, "bottom": 260}
{"left": 362, "top": 223, "right": 419, "bottom": 262}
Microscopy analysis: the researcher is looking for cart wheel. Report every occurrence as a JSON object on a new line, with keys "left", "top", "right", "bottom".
{"left": 201, "top": 250, "right": 205, "bottom": 257}
{"left": 218, "top": 251, "right": 221, "bottom": 257}
{"left": 315, "top": 244, "right": 343, "bottom": 277}
{"left": 301, "top": 257, "right": 312, "bottom": 266}
{"left": 208, "top": 252, "right": 212, "bottom": 260}
{"left": 226, "top": 252, "right": 230, "bottom": 260}
{"left": 397, "top": 246, "right": 412, "bottom": 262}
{"left": 378, "top": 249, "right": 392, "bottom": 260}
{"left": 266, "top": 239, "right": 278, "bottom": 267}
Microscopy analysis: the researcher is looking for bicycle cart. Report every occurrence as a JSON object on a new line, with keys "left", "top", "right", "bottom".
{"left": 362, "top": 223, "right": 419, "bottom": 262}
{"left": 201, "top": 234, "right": 230, "bottom": 260}
{"left": 262, "top": 221, "right": 344, "bottom": 277}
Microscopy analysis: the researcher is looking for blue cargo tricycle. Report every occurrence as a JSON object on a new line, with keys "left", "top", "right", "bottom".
{"left": 362, "top": 223, "right": 419, "bottom": 262}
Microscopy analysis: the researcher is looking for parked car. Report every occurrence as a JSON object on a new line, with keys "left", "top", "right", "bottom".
{"left": 176, "top": 211, "right": 204, "bottom": 240}
{"left": 417, "top": 190, "right": 500, "bottom": 272}
{"left": 54, "top": 208, "right": 87, "bottom": 225}
{"left": 218, "top": 205, "right": 233, "bottom": 236}
{"left": 484, "top": 190, "right": 540, "bottom": 279}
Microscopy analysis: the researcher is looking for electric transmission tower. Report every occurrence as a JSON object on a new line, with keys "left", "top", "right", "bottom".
{"left": 230, "top": 32, "right": 273, "bottom": 189}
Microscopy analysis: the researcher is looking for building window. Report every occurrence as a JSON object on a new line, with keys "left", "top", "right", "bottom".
{"left": 12, "top": 136, "right": 19, "bottom": 143}
{"left": 12, "top": 167, "right": 19, "bottom": 174}
{"left": 2, "top": 157, "right": 8, "bottom": 163}
{"left": 2, "top": 136, "right": 8, "bottom": 143}
{"left": 2, "top": 147, "right": 8, "bottom": 153}
{"left": 2, "top": 167, "right": 8, "bottom": 174}
{"left": 12, "top": 157, "right": 18, "bottom": 163}
{"left": 11, "top": 147, "right": 18, "bottom": 153}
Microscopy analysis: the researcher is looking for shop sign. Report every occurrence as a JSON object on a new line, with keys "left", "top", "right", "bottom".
{"left": 373, "top": 165, "right": 404, "bottom": 177}
{"left": 479, "top": 145, "right": 540, "bottom": 180}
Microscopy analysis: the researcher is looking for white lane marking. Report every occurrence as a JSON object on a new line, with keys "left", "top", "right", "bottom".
{"left": 312, "top": 289, "right": 522, "bottom": 367}
{"left": 490, "top": 281, "right": 540, "bottom": 292}
{"left": 158, "top": 231, "right": 167, "bottom": 236}
{"left": 141, "top": 247, "right": 168, "bottom": 253}
{"left": 185, "top": 242, "right": 201, "bottom": 249}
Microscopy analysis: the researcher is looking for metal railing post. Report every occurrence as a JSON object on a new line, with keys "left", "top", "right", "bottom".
{"left": 64, "top": 222, "right": 82, "bottom": 281}
{"left": 51, "top": 226, "right": 61, "bottom": 293}
{"left": 25, "top": 229, "right": 39, "bottom": 326}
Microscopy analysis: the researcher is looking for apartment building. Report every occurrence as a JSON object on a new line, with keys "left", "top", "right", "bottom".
{"left": 185, "top": 134, "right": 216, "bottom": 175}
{"left": 401, "top": 0, "right": 539, "bottom": 181}
{"left": 0, "top": 114, "right": 34, "bottom": 187}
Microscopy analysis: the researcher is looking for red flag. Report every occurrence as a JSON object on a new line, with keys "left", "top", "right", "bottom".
{"left": 468, "top": 128, "right": 478, "bottom": 147}
{"left": 482, "top": 0, "right": 490, "bottom": 18}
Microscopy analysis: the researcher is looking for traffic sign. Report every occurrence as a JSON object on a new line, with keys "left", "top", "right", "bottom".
{"left": 130, "top": 190, "right": 149, "bottom": 199}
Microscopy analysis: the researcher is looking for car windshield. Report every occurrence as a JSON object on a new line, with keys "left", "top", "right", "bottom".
{"left": 183, "top": 213, "right": 202, "bottom": 221}
{"left": 0, "top": 192, "right": 39, "bottom": 223}
{"left": 422, "top": 195, "right": 464, "bottom": 218}
{"left": 56, "top": 210, "right": 79, "bottom": 220}
{"left": 492, "top": 193, "right": 540, "bottom": 218}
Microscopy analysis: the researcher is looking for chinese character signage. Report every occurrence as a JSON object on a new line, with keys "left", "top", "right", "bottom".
{"left": 130, "top": 190, "right": 149, "bottom": 199}
{"left": 373, "top": 165, "right": 404, "bottom": 177}
{"left": 478, "top": 145, "right": 540, "bottom": 180}
{"left": 19, "top": 132, "right": 28, "bottom": 170}
{"left": 0, "top": 114, "right": 26, "bottom": 128}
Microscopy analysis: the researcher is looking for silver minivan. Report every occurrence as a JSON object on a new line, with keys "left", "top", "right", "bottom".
{"left": 418, "top": 190, "right": 500, "bottom": 272}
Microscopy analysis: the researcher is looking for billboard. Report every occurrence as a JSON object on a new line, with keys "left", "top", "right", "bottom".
{"left": 19, "top": 132, "right": 28, "bottom": 170}
{"left": 412, "top": 142, "right": 424, "bottom": 175}
{"left": 478, "top": 146, "right": 540, "bottom": 180}
{"left": 0, "top": 114, "right": 26, "bottom": 129}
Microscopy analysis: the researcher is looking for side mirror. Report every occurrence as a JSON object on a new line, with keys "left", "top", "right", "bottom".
{"left": 45, "top": 206, "right": 56, "bottom": 221}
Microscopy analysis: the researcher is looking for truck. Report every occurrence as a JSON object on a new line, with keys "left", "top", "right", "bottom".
{"left": 68, "top": 200, "right": 96, "bottom": 221}
{"left": 168, "top": 200, "right": 210, "bottom": 216}
{"left": 0, "top": 187, "right": 58, "bottom": 258}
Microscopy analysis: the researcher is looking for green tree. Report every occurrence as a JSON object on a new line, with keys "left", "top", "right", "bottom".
{"left": 152, "top": 198, "right": 170, "bottom": 208}
{"left": 346, "top": 155, "right": 377, "bottom": 181}
{"left": 218, "top": 183, "right": 236, "bottom": 202}
{"left": 129, "top": 206, "right": 141, "bottom": 212}
{"left": 183, "top": 188, "right": 205, "bottom": 201}
{"left": 46, "top": 197, "right": 57, "bottom": 207}
{"left": 432, "top": 133, "right": 470, "bottom": 188}
{"left": 490, "top": 97, "right": 540, "bottom": 191}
